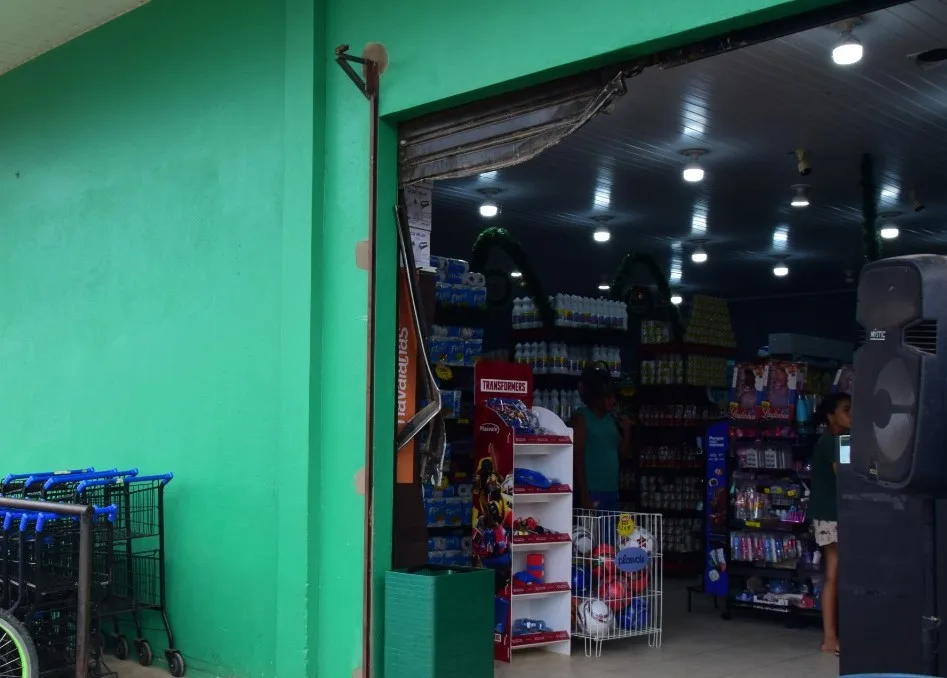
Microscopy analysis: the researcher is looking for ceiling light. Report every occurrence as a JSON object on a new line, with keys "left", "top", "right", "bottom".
{"left": 598, "top": 282, "right": 611, "bottom": 291}
{"left": 479, "top": 201, "right": 499, "bottom": 218}
{"left": 790, "top": 184, "right": 810, "bottom": 208}
{"left": 477, "top": 188, "right": 503, "bottom": 218}
{"left": 833, "top": 30, "right": 863, "bottom": 65}
{"left": 691, "top": 244, "right": 708, "bottom": 264}
{"left": 773, "top": 261, "right": 790, "bottom": 277}
{"left": 879, "top": 211, "right": 901, "bottom": 240}
{"left": 670, "top": 293, "right": 683, "bottom": 305}
{"left": 510, "top": 270, "right": 523, "bottom": 278}
{"left": 593, "top": 227, "right": 611, "bottom": 243}
{"left": 681, "top": 149, "right": 707, "bottom": 183}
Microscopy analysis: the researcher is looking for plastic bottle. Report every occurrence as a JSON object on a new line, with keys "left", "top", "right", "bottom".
{"left": 514, "top": 342, "right": 525, "bottom": 365}
{"left": 554, "top": 293, "right": 565, "bottom": 327}
{"left": 537, "top": 342, "right": 548, "bottom": 375}
{"left": 550, "top": 390, "right": 560, "bottom": 418}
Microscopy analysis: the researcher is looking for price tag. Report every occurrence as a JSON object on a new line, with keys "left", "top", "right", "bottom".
{"left": 745, "top": 520, "right": 761, "bottom": 528}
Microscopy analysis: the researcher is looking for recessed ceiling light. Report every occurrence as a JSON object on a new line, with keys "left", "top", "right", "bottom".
{"left": 790, "top": 184, "right": 810, "bottom": 208}
{"left": 593, "top": 227, "right": 611, "bottom": 243}
{"left": 691, "top": 244, "right": 708, "bottom": 264}
{"left": 510, "top": 270, "right": 523, "bottom": 278}
{"left": 773, "top": 261, "right": 790, "bottom": 277}
{"left": 681, "top": 149, "right": 707, "bottom": 183}
{"left": 477, "top": 188, "right": 503, "bottom": 218}
{"left": 670, "top": 293, "right": 683, "bottom": 305}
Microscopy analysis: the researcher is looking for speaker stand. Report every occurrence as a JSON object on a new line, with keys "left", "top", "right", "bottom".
{"left": 921, "top": 496, "right": 942, "bottom": 676}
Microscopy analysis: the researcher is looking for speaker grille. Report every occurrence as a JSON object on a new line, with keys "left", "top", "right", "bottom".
{"left": 904, "top": 319, "right": 937, "bottom": 355}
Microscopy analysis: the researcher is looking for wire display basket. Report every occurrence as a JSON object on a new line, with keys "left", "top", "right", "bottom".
{"left": 571, "top": 509, "right": 663, "bottom": 657}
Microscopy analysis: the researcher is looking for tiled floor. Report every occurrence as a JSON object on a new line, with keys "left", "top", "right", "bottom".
{"left": 497, "top": 582, "right": 838, "bottom": 678}
{"left": 107, "top": 581, "right": 838, "bottom": 677}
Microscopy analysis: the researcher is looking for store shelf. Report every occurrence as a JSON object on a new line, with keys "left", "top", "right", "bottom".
{"left": 648, "top": 508, "right": 703, "bottom": 518}
{"left": 512, "top": 326, "right": 627, "bottom": 344}
{"left": 511, "top": 631, "right": 570, "bottom": 649}
{"left": 638, "top": 466, "right": 704, "bottom": 476}
{"left": 434, "top": 306, "right": 489, "bottom": 327}
{"left": 512, "top": 582, "right": 571, "bottom": 598}
{"left": 638, "top": 342, "right": 734, "bottom": 358}
{"left": 513, "top": 489, "right": 572, "bottom": 503}
{"left": 512, "top": 535, "right": 571, "bottom": 550}
{"left": 729, "top": 518, "right": 809, "bottom": 534}
{"left": 729, "top": 597, "right": 820, "bottom": 618}
{"left": 728, "top": 563, "right": 802, "bottom": 579}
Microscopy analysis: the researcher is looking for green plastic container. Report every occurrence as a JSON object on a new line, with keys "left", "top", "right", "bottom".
{"left": 384, "top": 565, "right": 494, "bottom": 678}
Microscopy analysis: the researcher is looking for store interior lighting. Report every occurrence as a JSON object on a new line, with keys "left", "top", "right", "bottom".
{"left": 598, "top": 281, "right": 611, "bottom": 291}
{"left": 879, "top": 211, "right": 901, "bottom": 240}
{"left": 593, "top": 227, "right": 611, "bottom": 243}
{"left": 681, "top": 149, "right": 707, "bottom": 183}
{"left": 832, "top": 28, "right": 863, "bottom": 65}
{"left": 478, "top": 188, "right": 503, "bottom": 217}
{"left": 691, "top": 244, "right": 708, "bottom": 263}
{"left": 773, "top": 260, "right": 790, "bottom": 277}
{"left": 510, "top": 270, "right": 523, "bottom": 278}
{"left": 790, "top": 184, "right": 810, "bottom": 208}
{"left": 670, "top": 293, "right": 683, "bottom": 305}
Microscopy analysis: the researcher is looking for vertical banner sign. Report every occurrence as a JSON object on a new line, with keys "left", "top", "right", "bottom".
{"left": 395, "top": 265, "right": 418, "bottom": 484}
{"left": 704, "top": 421, "right": 729, "bottom": 596}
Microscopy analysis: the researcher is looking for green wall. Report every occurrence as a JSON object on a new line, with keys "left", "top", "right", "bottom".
{"left": 0, "top": 0, "right": 844, "bottom": 676}
{"left": 0, "top": 0, "right": 318, "bottom": 676}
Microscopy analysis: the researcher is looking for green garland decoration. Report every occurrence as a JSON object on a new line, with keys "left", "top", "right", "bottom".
{"left": 608, "top": 253, "right": 685, "bottom": 340}
{"left": 470, "top": 227, "right": 554, "bottom": 328}
{"left": 861, "top": 153, "right": 880, "bottom": 263}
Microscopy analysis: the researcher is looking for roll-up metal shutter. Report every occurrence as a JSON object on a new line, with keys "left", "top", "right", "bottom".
{"left": 397, "top": 66, "right": 631, "bottom": 187}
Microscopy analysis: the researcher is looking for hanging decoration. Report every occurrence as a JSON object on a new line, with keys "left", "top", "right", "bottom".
{"left": 860, "top": 153, "right": 880, "bottom": 263}
{"left": 609, "top": 253, "right": 684, "bottom": 340}
{"left": 470, "top": 227, "right": 555, "bottom": 328}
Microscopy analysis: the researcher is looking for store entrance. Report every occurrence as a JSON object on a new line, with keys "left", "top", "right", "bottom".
{"left": 388, "top": 0, "right": 945, "bottom": 673}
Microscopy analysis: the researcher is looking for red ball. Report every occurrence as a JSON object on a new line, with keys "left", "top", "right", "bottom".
{"left": 591, "top": 544, "right": 616, "bottom": 579}
{"left": 621, "top": 569, "right": 649, "bottom": 594}
{"left": 597, "top": 575, "right": 629, "bottom": 612}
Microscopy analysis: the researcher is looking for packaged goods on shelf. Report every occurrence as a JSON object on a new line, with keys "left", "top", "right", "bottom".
{"left": 433, "top": 258, "right": 487, "bottom": 309}
{"left": 516, "top": 342, "right": 621, "bottom": 377}
{"left": 533, "top": 389, "right": 582, "bottom": 423}
{"left": 683, "top": 295, "right": 736, "bottom": 348}
{"left": 638, "top": 475, "right": 703, "bottom": 513}
{"left": 429, "top": 255, "right": 471, "bottom": 284}
{"left": 664, "top": 517, "right": 703, "bottom": 554}
{"left": 641, "top": 320, "right": 673, "bottom": 345}
{"left": 637, "top": 404, "right": 721, "bottom": 426}
{"left": 730, "top": 532, "right": 805, "bottom": 564}
{"left": 732, "top": 481, "right": 807, "bottom": 523}
{"left": 637, "top": 444, "right": 703, "bottom": 469}
{"left": 428, "top": 335, "right": 484, "bottom": 366}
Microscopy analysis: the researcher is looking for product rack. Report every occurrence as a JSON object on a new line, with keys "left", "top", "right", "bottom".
{"left": 471, "top": 361, "right": 574, "bottom": 663}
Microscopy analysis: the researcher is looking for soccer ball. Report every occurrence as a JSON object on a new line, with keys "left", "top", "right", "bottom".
{"left": 578, "top": 599, "right": 613, "bottom": 637}
{"left": 591, "top": 544, "right": 616, "bottom": 579}
{"left": 619, "top": 526, "right": 655, "bottom": 553}
{"left": 596, "top": 575, "right": 629, "bottom": 612}
{"left": 573, "top": 525, "right": 594, "bottom": 555}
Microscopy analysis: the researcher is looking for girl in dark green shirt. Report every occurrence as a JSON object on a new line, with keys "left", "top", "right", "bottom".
{"left": 809, "top": 391, "right": 851, "bottom": 656}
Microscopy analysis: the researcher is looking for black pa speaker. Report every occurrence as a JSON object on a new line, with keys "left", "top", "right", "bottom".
{"left": 853, "top": 254, "right": 947, "bottom": 494}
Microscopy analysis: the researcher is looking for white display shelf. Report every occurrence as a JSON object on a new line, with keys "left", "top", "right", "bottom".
{"left": 512, "top": 586, "right": 571, "bottom": 600}
{"left": 511, "top": 638, "right": 570, "bottom": 651}
{"left": 512, "top": 539, "right": 572, "bottom": 551}
{"left": 514, "top": 491, "right": 572, "bottom": 503}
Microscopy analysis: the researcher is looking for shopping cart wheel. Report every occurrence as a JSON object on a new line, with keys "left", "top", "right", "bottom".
{"left": 114, "top": 635, "right": 129, "bottom": 661}
{"left": 136, "top": 639, "right": 154, "bottom": 666}
{"left": 0, "top": 607, "right": 39, "bottom": 678}
{"left": 167, "top": 650, "right": 186, "bottom": 677}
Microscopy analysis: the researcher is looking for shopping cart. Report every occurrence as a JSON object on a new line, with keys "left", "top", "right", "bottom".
{"left": 0, "top": 468, "right": 181, "bottom": 677}
{"left": 0, "top": 499, "right": 114, "bottom": 678}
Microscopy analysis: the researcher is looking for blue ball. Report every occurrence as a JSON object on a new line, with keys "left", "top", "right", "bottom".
{"left": 571, "top": 566, "right": 588, "bottom": 594}
{"left": 619, "top": 598, "right": 649, "bottom": 630}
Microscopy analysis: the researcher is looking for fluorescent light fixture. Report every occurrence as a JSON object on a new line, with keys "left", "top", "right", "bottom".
{"left": 691, "top": 199, "right": 709, "bottom": 235}
{"left": 510, "top": 270, "right": 523, "bottom": 278}
{"left": 833, "top": 31, "right": 863, "bottom": 65}
{"left": 593, "top": 227, "right": 611, "bottom": 243}
{"left": 790, "top": 184, "right": 810, "bottom": 208}
{"left": 593, "top": 165, "right": 613, "bottom": 210}
{"left": 670, "top": 293, "right": 683, "bottom": 305}
{"left": 691, "top": 245, "right": 708, "bottom": 264}
{"left": 479, "top": 201, "right": 499, "bottom": 218}
{"left": 880, "top": 226, "right": 900, "bottom": 240}
{"left": 670, "top": 255, "right": 683, "bottom": 283}
{"left": 773, "top": 262, "right": 790, "bottom": 277}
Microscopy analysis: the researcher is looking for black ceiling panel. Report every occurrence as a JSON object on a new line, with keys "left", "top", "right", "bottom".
{"left": 430, "top": 0, "right": 947, "bottom": 300}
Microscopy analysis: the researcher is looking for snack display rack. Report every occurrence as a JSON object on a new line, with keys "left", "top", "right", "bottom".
{"left": 471, "top": 361, "right": 574, "bottom": 663}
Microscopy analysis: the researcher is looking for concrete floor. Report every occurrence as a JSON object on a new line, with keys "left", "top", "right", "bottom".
{"left": 104, "top": 581, "right": 837, "bottom": 677}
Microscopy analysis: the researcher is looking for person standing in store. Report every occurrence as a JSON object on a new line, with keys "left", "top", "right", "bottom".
{"left": 809, "top": 391, "right": 851, "bottom": 656}
{"left": 571, "top": 363, "right": 631, "bottom": 511}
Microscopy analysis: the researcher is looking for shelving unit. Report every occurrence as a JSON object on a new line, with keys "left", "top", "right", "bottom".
{"left": 471, "top": 361, "right": 574, "bottom": 663}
